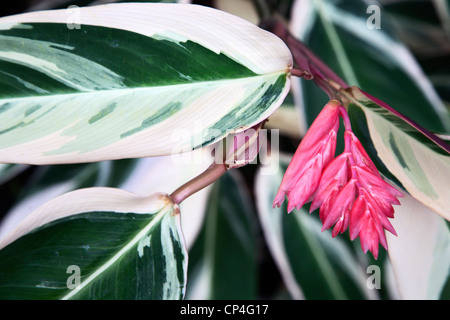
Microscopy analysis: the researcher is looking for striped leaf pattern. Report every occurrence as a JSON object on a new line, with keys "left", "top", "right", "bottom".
{"left": 0, "top": 187, "right": 187, "bottom": 300}
{"left": 0, "top": 3, "right": 292, "bottom": 164}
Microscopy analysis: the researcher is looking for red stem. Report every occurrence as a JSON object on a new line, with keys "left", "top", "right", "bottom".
{"left": 286, "top": 35, "right": 348, "bottom": 89}
{"left": 170, "top": 162, "right": 227, "bottom": 205}
{"left": 260, "top": 19, "right": 349, "bottom": 94}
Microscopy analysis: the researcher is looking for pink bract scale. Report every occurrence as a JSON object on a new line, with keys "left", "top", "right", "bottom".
{"left": 273, "top": 99, "right": 403, "bottom": 259}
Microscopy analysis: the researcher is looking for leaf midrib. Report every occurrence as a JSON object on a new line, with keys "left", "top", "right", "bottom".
{"left": 60, "top": 206, "right": 170, "bottom": 300}
{"left": 0, "top": 72, "right": 288, "bottom": 104}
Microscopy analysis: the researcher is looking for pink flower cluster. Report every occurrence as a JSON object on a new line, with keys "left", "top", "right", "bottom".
{"left": 273, "top": 100, "right": 403, "bottom": 259}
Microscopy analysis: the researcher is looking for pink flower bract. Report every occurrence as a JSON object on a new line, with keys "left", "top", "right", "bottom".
{"left": 273, "top": 99, "right": 340, "bottom": 212}
{"left": 274, "top": 100, "right": 403, "bottom": 259}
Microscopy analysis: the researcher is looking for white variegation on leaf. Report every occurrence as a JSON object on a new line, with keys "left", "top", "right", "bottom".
{"left": 0, "top": 187, "right": 188, "bottom": 300}
{"left": 0, "top": 146, "right": 214, "bottom": 250}
{"left": 386, "top": 193, "right": 450, "bottom": 299}
{"left": 0, "top": 3, "right": 292, "bottom": 164}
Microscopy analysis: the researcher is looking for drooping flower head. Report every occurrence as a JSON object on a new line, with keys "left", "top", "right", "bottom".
{"left": 273, "top": 99, "right": 340, "bottom": 212}
{"left": 274, "top": 100, "right": 403, "bottom": 259}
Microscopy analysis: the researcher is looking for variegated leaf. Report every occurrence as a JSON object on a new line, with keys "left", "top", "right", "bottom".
{"left": 0, "top": 187, "right": 187, "bottom": 300}
{"left": 386, "top": 193, "right": 450, "bottom": 300}
{"left": 0, "top": 147, "right": 214, "bottom": 250}
{"left": 0, "top": 3, "right": 292, "bottom": 164}
{"left": 342, "top": 86, "right": 450, "bottom": 221}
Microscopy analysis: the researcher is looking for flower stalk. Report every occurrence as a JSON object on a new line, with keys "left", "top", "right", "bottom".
{"left": 170, "top": 162, "right": 227, "bottom": 205}
{"left": 170, "top": 123, "right": 264, "bottom": 206}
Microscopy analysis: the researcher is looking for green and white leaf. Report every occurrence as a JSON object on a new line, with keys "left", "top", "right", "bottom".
{"left": 0, "top": 147, "right": 213, "bottom": 249}
{"left": 119, "top": 147, "right": 214, "bottom": 250}
{"left": 0, "top": 158, "right": 148, "bottom": 243}
{"left": 0, "top": 3, "right": 292, "bottom": 164}
{"left": 0, "top": 187, "right": 187, "bottom": 300}
{"left": 386, "top": 193, "right": 450, "bottom": 299}
{"left": 255, "top": 152, "right": 376, "bottom": 300}
{"left": 343, "top": 86, "right": 450, "bottom": 221}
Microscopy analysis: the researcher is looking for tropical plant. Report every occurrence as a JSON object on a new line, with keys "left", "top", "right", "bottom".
{"left": 0, "top": 0, "right": 449, "bottom": 300}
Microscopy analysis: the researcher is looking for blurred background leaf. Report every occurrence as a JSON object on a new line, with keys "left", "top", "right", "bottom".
{"left": 186, "top": 170, "right": 259, "bottom": 299}
{"left": 386, "top": 192, "right": 450, "bottom": 299}
{"left": 381, "top": 0, "right": 450, "bottom": 109}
